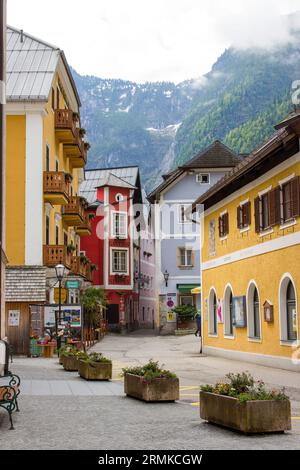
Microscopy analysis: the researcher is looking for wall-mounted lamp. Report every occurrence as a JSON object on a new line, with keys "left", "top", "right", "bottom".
{"left": 164, "top": 270, "right": 170, "bottom": 288}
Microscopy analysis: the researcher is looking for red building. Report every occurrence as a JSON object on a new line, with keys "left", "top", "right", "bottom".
{"left": 80, "top": 167, "right": 142, "bottom": 331}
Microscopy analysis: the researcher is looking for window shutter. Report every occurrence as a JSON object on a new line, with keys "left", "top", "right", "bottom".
{"left": 224, "top": 212, "right": 229, "bottom": 235}
{"left": 291, "top": 176, "right": 300, "bottom": 218}
{"left": 269, "top": 187, "right": 281, "bottom": 226}
{"left": 218, "top": 217, "right": 222, "bottom": 237}
{"left": 237, "top": 206, "right": 241, "bottom": 229}
{"left": 177, "top": 248, "right": 182, "bottom": 268}
{"left": 254, "top": 197, "right": 261, "bottom": 233}
{"left": 245, "top": 201, "right": 251, "bottom": 226}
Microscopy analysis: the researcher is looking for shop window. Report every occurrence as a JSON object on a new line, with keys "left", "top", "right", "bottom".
{"left": 224, "top": 286, "right": 234, "bottom": 337}
{"left": 237, "top": 201, "right": 251, "bottom": 229}
{"left": 218, "top": 212, "right": 229, "bottom": 238}
{"left": 209, "top": 289, "right": 218, "bottom": 335}
{"left": 280, "top": 277, "right": 298, "bottom": 342}
{"left": 247, "top": 283, "right": 261, "bottom": 339}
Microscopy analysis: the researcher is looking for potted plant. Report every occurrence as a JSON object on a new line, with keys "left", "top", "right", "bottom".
{"left": 90, "top": 264, "right": 97, "bottom": 272}
{"left": 200, "top": 372, "right": 291, "bottom": 434}
{"left": 88, "top": 213, "right": 95, "bottom": 220}
{"left": 61, "top": 348, "right": 88, "bottom": 372}
{"left": 78, "top": 353, "right": 112, "bottom": 381}
{"left": 123, "top": 360, "right": 179, "bottom": 402}
{"left": 80, "top": 253, "right": 88, "bottom": 265}
{"left": 173, "top": 305, "right": 197, "bottom": 330}
{"left": 67, "top": 243, "right": 76, "bottom": 255}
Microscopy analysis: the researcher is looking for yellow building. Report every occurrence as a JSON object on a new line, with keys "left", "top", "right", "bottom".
{"left": 5, "top": 27, "right": 92, "bottom": 354}
{"left": 193, "top": 113, "right": 300, "bottom": 372}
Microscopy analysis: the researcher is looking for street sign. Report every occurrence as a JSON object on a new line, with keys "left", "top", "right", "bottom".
{"left": 54, "top": 288, "right": 68, "bottom": 304}
{"left": 66, "top": 280, "right": 80, "bottom": 289}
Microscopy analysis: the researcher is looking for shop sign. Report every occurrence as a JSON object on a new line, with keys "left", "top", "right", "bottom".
{"left": 66, "top": 280, "right": 80, "bottom": 289}
{"left": 8, "top": 310, "right": 20, "bottom": 327}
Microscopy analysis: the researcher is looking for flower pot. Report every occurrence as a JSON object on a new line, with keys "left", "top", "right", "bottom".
{"left": 78, "top": 360, "right": 112, "bottom": 381}
{"left": 62, "top": 355, "right": 79, "bottom": 372}
{"left": 200, "top": 391, "right": 291, "bottom": 434}
{"left": 124, "top": 374, "right": 179, "bottom": 402}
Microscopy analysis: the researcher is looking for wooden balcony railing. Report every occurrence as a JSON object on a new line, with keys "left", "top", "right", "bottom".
{"left": 43, "top": 171, "right": 70, "bottom": 205}
{"left": 76, "top": 214, "right": 92, "bottom": 236}
{"left": 64, "top": 129, "right": 89, "bottom": 168}
{"left": 43, "top": 245, "right": 72, "bottom": 269}
{"left": 62, "top": 196, "right": 86, "bottom": 222}
{"left": 55, "top": 110, "right": 77, "bottom": 136}
{"left": 70, "top": 256, "right": 87, "bottom": 278}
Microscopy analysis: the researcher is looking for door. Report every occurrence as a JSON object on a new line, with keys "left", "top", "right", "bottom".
{"left": 107, "top": 304, "right": 119, "bottom": 325}
{"left": 6, "top": 303, "right": 30, "bottom": 355}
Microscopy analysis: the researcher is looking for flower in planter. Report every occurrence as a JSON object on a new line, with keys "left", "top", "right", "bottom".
{"left": 201, "top": 371, "right": 289, "bottom": 402}
{"left": 122, "top": 359, "right": 177, "bottom": 384}
{"left": 81, "top": 352, "right": 112, "bottom": 365}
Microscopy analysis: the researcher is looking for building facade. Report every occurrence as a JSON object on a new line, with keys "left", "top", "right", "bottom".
{"left": 148, "top": 141, "right": 241, "bottom": 334}
{"left": 80, "top": 167, "right": 143, "bottom": 332}
{"left": 5, "top": 27, "right": 92, "bottom": 354}
{"left": 194, "top": 113, "right": 300, "bottom": 372}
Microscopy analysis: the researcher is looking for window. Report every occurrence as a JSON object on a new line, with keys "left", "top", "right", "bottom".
{"left": 55, "top": 160, "right": 59, "bottom": 172}
{"left": 261, "top": 193, "right": 270, "bottom": 230}
{"left": 209, "top": 289, "right": 218, "bottom": 335}
{"left": 112, "top": 212, "right": 127, "bottom": 238}
{"left": 56, "top": 86, "right": 60, "bottom": 110}
{"left": 218, "top": 212, "right": 229, "bottom": 238}
{"left": 64, "top": 233, "right": 68, "bottom": 247}
{"left": 46, "top": 145, "right": 50, "bottom": 172}
{"left": 115, "top": 193, "right": 124, "bottom": 203}
{"left": 45, "top": 216, "right": 50, "bottom": 245}
{"left": 224, "top": 286, "right": 234, "bottom": 337}
{"left": 142, "top": 307, "right": 145, "bottom": 322}
{"left": 196, "top": 173, "right": 210, "bottom": 184}
{"left": 180, "top": 296, "right": 194, "bottom": 306}
{"left": 255, "top": 188, "right": 281, "bottom": 233}
{"left": 179, "top": 204, "right": 192, "bottom": 224}
{"left": 248, "top": 283, "right": 261, "bottom": 339}
{"left": 237, "top": 201, "right": 251, "bottom": 229}
{"left": 51, "top": 87, "right": 55, "bottom": 111}
{"left": 178, "top": 248, "right": 193, "bottom": 268}
{"left": 55, "top": 225, "right": 59, "bottom": 245}
{"left": 112, "top": 249, "right": 128, "bottom": 274}
{"left": 287, "top": 281, "right": 297, "bottom": 341}
{"left": 281, "top": 178, "right": 300, "bottom": 223}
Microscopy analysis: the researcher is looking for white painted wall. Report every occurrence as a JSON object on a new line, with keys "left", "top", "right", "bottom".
{"left": 25, "top": 112, "right": 43, "bottom": 266}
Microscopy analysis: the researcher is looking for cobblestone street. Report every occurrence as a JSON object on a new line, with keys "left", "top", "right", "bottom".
{"left": 0, "top": 332, "right": 300, "bottom": 450}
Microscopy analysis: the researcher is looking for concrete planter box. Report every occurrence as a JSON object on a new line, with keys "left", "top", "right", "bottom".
{"left": 62, "top": 355, "right": 79, "bottom": 372}
{"left": 78, "top": 360, "right": 112, "bottom": 381}
{"left": 125, "top": 374, "right": 179, "bottom": 402}
{"left": 200, "top": 391, "right": 292, "bottom": 434}
{"left": 177, "top": 319, "right": 195, "bottom": 330}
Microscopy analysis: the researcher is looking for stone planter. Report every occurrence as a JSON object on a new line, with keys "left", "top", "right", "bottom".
{"left": 177, "top": 319, "right": 196, "bottom": 330}
{"left": 62, "top": 355, "right": 79, "bottom": 372}
{"left": 78, "top": 360, "right": 112, "bottom": 381}
{"left": 124, "top": 374, "right": 179, "bottom": 402}
{"left": 200, "top": 391, "right": 292, "bottom": 434}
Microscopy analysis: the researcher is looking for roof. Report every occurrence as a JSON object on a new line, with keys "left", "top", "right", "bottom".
{"left": 148, "top": 140, "right": 239, "bottom": 203}
{"left": 192, "top": 126, "right": 294, "bottom": 211}
{"left": 80, "top": 167, "right": 141, "bottom": 205}
{"left": 6, "top": 266, "right": 47, "bottom": 302}
{"left": 6, "top": 26, "right": 81, "bottom": 105}
{"left": 180, "top": 141, "right": 241, "bottom": 169}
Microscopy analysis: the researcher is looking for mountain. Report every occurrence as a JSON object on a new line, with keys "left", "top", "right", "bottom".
{"left": 73, "top": 32, "right": 300, "bottom": 192}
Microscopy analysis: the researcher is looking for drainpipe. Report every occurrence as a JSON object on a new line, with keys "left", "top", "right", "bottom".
{"left": 0, "top": 1, "right": 6, "bottom": 339}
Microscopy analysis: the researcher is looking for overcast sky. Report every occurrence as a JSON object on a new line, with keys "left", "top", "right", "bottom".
{"left": 7, "top": 0, "right": 300, "bottom": 83}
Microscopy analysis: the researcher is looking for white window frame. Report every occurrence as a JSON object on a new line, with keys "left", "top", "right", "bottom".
{"left": 208, "top": 287, "right": 218, "bottom": 337}
{"left": 111, "top": 211, "right": 128, "bottom": 239}
{"left": 247, "top": 281, "right": 262, "bottom": 342}
{"left": 196, "top": 173, "right": 210, "bottom": 185}
{"left": 110, "top": 248, "right": 129, "bottom": 276}
{"left": 279, "top": 274, "right": 298, "bottom": 345}
{"left": 178, "top": 204, "right": 192, "bottom": 224}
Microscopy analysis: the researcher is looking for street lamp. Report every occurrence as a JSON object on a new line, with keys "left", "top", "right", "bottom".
{"left": 55, "top": 264, "right": 65, "bottom": 355}
{"left": 164, "top": 270, "right": 169, "bottom": 288}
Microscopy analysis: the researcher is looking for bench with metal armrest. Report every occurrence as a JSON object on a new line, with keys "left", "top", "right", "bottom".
{"left": 0, "top": 374, "right": 21, "bottom": 430}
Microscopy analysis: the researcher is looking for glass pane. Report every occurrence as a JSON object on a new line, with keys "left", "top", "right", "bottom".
{"left": 186, "top": 250, "right": 192, "bottom": 266}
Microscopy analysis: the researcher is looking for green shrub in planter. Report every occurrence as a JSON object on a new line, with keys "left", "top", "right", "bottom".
{"left": 173, "top": 305, "right": 197, "bottom": 321}
{"left": 61, "top": 349, "right": 88, "bottom": 372}
{"left": 79, "top": 353, "right": 112, "bottom": 381}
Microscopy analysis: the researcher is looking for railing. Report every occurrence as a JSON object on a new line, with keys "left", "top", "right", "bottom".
{"left": 43, "top": 172, "right": 70, "bottom": 197}
{"left": 76, "top": 214, "right": 92, "bottom": 233}
{"left": 74, "top": 129, "right": 88, "bottom": 165}
{"left": 70, "top": 256, "right": 87, "bottom": 278}
{"left": 55, "top": 109, "right": 77, "bottom": 136}
{"left": 63, "top": 196, "right": 86, "bottom": 220}
{"left": 43, "top": 245, "right": 72, "bottom": 269}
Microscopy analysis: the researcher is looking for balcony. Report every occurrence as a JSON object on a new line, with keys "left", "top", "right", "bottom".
{"left": 55, "top": 109, "right": 77, "bottom": 143}
{"left": 63, "top": 129, "right": 89, "bottom": 169}
{"left": 76, "top": 214, "right": 92, "bottom": 236}
{"left": 70, "top": 256, "right": 87, "bottom": 278}
{"left": 62, "top": 196, "right": 86, "bottom": 226}
{"left": 43, "top": 171, "right": 71, "bottom": 206}
{"left": 43, "top": 245, "right": 72, "bottom": 269}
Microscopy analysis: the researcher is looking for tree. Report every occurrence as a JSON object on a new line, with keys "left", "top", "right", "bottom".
{"left": 82, "top": 288, "right": 107, "bottom": 327}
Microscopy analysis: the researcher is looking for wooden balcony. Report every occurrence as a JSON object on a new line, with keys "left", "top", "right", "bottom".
{"left": 76, "top": 214, "right": 92, "bottom": 236}
{"left": 43, "top": 245, "right": 72, "bottom": 269}
{"left": 43, "top": 171, "right": 70, "bottom": 205}
{"left": 55, "top": 110, "right": 77, "bottom": 143}
{"left": 62, "top": 196, "right": 86, "bottom": 226}
{"left": 63, "top": 129, "right": 89, "bottom": 169}
{"left": 70, "top": 256, "right": 87, "bottom": 278}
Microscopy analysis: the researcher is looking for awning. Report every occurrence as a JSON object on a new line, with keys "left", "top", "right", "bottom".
{"left": 191, "top": 287, "right": 201, "bottom": 295}
{"left": 177, "top": 284, "right": 200, "bottom": 294}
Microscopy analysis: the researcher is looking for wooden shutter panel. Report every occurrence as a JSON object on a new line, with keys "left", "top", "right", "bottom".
{"left": 245, "top": 201, "right": 251, "bottom": 226}
{"left": 218, "top": 217, "right": 222, "bottom": 238}
{"left": 224, "top": 212, "right": 229, "bottom": 235}
{"left": 269, "top": 187, "right": 281, "bottom": 226}
{"left": 237, "top": 206, "right": 241, "bottom": 229}
{"left": 254, "top": 197, "right": 261, "bottom": 233}
{"left": 291, "top": 176, "right": 300, "bottom": 218}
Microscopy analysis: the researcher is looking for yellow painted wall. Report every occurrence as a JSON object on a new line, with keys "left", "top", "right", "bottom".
{"left": 6, "top": 115, "right": 26, "bottom": 265}
{"left": 202, "top": 157, "right": 300, "bottom": 360}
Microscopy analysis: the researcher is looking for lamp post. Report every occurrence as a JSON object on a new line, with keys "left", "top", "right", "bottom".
{"left": 55, "top": 264, "right": 65, "bottom": 355}
{"left": 164, "top": 270, "right": 169, "bottom": 288}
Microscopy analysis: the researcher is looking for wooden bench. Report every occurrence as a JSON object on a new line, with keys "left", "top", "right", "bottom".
{"left": 0, "top": 374, "right": 21, "bottom": 430}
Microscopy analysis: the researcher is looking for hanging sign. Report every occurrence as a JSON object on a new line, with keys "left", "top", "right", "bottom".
{"left": 8, "top": 310, "right": 20, "bottom": 327}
